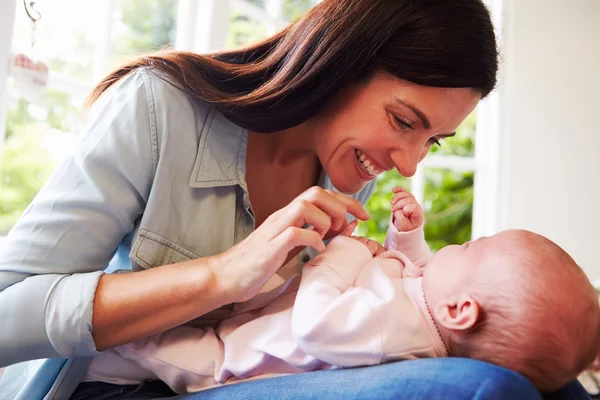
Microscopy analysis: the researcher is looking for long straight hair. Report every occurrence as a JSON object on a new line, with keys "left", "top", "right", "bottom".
{"left": 87, "top": 0, "right": 498, "bottom": 133}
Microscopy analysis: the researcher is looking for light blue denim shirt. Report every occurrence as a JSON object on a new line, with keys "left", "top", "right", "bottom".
{"left": 0, "top": 68, "right": 375, "bottom": 399}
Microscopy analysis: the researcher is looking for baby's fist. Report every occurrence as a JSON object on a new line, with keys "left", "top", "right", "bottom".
{"left": 391, "top": 186, "right": 424, "bottom": 232}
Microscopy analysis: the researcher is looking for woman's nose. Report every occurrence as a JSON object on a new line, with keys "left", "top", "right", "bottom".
{"left": 391, "top": 148, "right": 423, "bottom": 178}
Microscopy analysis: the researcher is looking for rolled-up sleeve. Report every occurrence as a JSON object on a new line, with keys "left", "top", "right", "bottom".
{"left": 0, "top": 70, "right": 156, "bottom": 367}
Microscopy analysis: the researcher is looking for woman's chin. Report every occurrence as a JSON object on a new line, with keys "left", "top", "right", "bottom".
{"left": 328, "top": 174, "right": 368, "bottom": 195}
{"left": 324, "top": 154, "right": 375, "bottom": 194}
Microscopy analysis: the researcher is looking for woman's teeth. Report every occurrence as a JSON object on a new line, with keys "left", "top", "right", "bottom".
{"left": 355, "top": 150, "right": 381, "bottom": 176}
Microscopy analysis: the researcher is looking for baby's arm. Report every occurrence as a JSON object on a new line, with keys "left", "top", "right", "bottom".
{"left": 291, "top": 236, "right": 386, "bottom": 367}
{"left": 113, "top": 326, "right": 224, "bottom": 394}
{"left": 384, "top": 187, "right": 430, "bottom": 267}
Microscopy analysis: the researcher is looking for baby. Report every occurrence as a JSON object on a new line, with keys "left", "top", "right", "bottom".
{"left": 85, "top": 187, "right": 600, "bottom": 394}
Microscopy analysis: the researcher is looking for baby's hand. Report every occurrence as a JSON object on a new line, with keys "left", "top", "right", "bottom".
{"left": 391, "top": 186, "right": 424, "bottom": 232}
{"left": 349, "top": 236, "right": 386, "bottom": 256}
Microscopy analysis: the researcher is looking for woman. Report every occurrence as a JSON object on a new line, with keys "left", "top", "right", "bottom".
{"left": 0, "top": 0, "right": 590, "bottom": 399}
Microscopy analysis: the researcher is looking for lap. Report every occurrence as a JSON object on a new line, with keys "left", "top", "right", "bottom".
{"left": 180, "top": 358, "right": 541, "bottom": 400}
{"left": 70, "top": 358, "right": 590, "bottom": 400}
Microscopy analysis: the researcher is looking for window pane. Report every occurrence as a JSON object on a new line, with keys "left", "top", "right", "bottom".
{"left": 430, "top": 110, "right": 476, "bottom": 158}
{"left": 423, "top": 168, "right": 474, "bottom": 251}
{"left": 227, "top": 0, "right": 316, "bottom": 49}
{"left": 358, "top": 168, "right": 474, "bottom": 251}
{"left": 247, "top": 0, "right": 268, "bottom": 8}
{"left": 109, "top": 0, "right": 179, "bottom": 70}
{"left": 11, "top": 0, "right": 105, "bottom": 83}
{"left": 227, "top": 11, "right": 268, "bottom": 49}
{"left": 283, "top": 0, "right": 317, "bottom": 21}
{"left": 1, "top": 0, "right": 179, "bottom": 234}
{"left": 0, "top": 90, "right": 82, "bottom": 234}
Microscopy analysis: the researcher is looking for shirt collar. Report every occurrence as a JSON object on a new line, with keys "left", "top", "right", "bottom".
{"left": 189, "top": 107, "right": 248, "bottom": 189}
{"left": 189, "top": 107, "right": 335, "bottom": 193}
{"left": 404, "top": 277, "right": 449, "bottom": 358}
{"left": 377, "top": 250, "right": 448, "bottom": 357}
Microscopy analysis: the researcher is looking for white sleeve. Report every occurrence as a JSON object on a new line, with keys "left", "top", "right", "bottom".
{"left": 384, "top": 219, "right": 430, "bottom": 267}
{"left": 291, "top": 237, "right": 384, "bottom": 367}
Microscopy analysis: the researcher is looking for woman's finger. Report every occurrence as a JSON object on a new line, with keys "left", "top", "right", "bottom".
{"left": 325, "top": 190, "right": 370, "bottom": 222}
{"left": 294, "top": 200, "right": 333, "bottom": 238}
{"left": 299, "top": 187, "right": 368, "bottom": 231}
{"left": 299, "top": 187, "right": 348, "bottom": 231}
{"left": 303, "top": 187, "right": 369, "bottom": 220}
{"left": 266, "top": 187, "right": 369, "bottom": 242}
{"left": 271, "top": 226, "right": 326, "bottom": 253}
{"left": 267, "top": 198, "right": 332, "bottom": 238}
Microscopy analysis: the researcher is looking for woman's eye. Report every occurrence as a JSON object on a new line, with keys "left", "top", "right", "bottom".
{"left": 429, "top": 137, "right": 442, "bottom": 147}
{"left": 394, "top": 115, "right": 413, "bottom": 131}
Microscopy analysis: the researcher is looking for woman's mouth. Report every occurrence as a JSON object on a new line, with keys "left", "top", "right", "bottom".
{"left": 354, "top": 149, "right": 383, "bottom": 179}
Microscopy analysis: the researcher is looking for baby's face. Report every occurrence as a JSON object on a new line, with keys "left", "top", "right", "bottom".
{"left": 424, "top": 235, "right": 496, "bottom": 295}
{"left": 422, "top": 231, "right": 519, "bottom": 303}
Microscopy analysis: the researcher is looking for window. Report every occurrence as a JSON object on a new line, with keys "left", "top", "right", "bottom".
{"left": 0, "top": 0, "right": 178, "bottom": 235}
{"left": 227, "top": 0, "right": 316, "bottom": 49}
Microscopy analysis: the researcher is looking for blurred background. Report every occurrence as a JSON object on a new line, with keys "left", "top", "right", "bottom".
{"left": 0, "top": 0, "right": 599, "bottom": 282}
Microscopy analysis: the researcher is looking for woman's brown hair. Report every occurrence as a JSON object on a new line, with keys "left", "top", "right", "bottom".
{"left": 87, "top": 0, "right": 498, "bottom": 133}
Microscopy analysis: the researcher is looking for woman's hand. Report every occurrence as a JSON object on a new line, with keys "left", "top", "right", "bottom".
{"left": 208, "top": 187, "right": 370, "bottom": 303}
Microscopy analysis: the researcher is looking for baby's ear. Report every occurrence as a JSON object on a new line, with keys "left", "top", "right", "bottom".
{"left": 433, "top": 294, "right": 480, "bottom": 332}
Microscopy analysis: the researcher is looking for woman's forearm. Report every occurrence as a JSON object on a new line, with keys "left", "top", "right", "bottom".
{"left": 92, "top": 257, "right": 226, "bottom": 351}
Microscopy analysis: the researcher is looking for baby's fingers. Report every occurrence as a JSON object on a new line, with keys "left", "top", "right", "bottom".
{"left": 392, "top": 186, "right": 410, "bottom": 194}
{"left": 340, "top": 220, "right": 358, "bottom": 237}
{"left": 365, "top": 240, "right": 381, "bottom": 255}
{"left": 391, "top": 197, "right": 417, "bottom": 213}
{"left": 391, "top": 191, "right": 414, "bottom": 205}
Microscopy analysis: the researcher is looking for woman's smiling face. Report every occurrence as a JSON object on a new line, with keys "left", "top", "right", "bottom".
{"left": 312, "top": 69, "right": 481, "bottom": 194}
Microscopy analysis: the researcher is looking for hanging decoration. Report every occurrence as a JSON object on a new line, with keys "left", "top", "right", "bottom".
{"left": 11, "top": 1, "right": 49, "bottom": 101}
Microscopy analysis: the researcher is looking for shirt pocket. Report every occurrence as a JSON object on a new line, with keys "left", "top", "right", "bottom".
{"left": 130, "top": 228, "right": 200, "bottom": 269}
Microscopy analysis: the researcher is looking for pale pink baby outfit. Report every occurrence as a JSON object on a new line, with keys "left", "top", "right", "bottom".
{"left": 85, "top": 222, "right": 447, "bottom": 393}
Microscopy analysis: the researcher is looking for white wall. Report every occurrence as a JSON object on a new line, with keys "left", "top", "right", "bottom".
{"left": 498, "top": 0, "right": 600, "bottom": 280}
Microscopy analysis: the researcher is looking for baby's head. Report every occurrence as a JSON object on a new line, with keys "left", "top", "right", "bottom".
{"left": 422, "top": 230, "right": 600, "bottom": 392}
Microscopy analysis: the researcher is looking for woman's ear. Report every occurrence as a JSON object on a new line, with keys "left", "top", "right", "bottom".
{"left": 433, "top": 293, "right": 480, "bottom": 332}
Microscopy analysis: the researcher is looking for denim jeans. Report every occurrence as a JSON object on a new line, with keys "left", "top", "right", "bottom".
{"left": 70, "top": 358, "right": 591, "bottom": 400}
